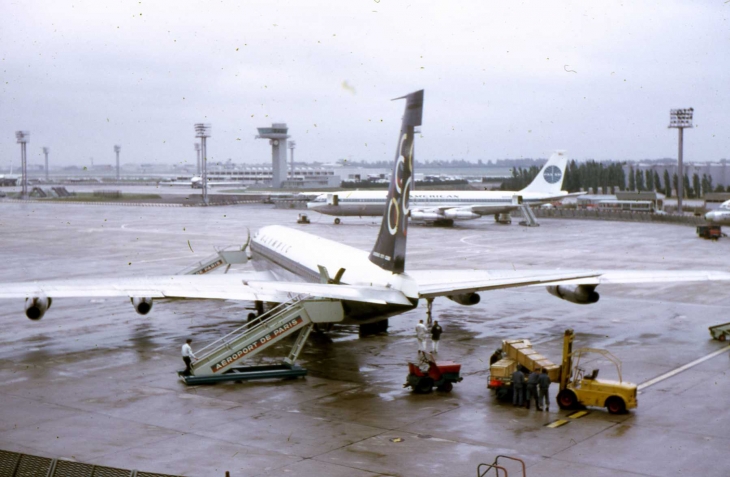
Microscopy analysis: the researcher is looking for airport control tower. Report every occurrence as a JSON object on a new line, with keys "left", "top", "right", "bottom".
{"left": 256, "top": 123, "right": 290, "bottom": 188}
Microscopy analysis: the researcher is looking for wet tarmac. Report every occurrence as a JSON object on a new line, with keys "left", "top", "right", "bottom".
{"left": 0, "top": 202, "right": 728, "bottom": 476}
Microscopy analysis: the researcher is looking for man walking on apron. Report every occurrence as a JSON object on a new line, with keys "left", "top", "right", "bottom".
{"left": 181, "top": 338, "right": 197, "bottom": 376}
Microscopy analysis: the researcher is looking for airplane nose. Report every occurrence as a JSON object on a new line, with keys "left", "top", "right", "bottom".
{"left": 705, "top": 212, "right": 715, "bottom": 222}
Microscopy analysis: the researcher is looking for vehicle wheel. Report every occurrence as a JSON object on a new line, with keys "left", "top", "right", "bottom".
{"left": 437, "top": 382, "right": 453, "bottom": 393}
{"left": 606, "top": 396, "right": 627, "bottom": 415}
{"left": 719, "top": 333, "right": 727, "bottom": 342}
{"left": 415, "top": 378, "right": 434, "bottom": 394}
{"left": 557, "top": 389, "right": 578, "bottom": 410}
{"left": 334, "top": 218, "right": 341, "bottom": 225}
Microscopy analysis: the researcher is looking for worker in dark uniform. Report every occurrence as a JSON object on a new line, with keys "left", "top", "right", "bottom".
{"left": 490, "top": 348, "right": 504, "bottom": 365}
{"left": 430, "top": 320, "right": 443, "bottom": 353}
{"left": 526, "top": 369, "right": 541, "bottom": 410}
{"left": 538, "top": 368, "right": 552, "bottom": 411}
{"left": 511, "top": 366, "right": 525, "bottom": 407}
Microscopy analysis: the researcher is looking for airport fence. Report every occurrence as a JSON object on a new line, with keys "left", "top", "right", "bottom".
{"left": 0, "top": 449, "right": 184, "bottom": 477}
{"left": 533, "top": 208, "right": 707, "bottom": 226}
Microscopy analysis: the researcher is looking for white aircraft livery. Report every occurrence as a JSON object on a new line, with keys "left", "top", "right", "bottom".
{"left": 2, "top": 89, "right": 730, "bottom": 336}
{"left": 307, "top": 151, "right": 580, "bottom": 225}
{"left": 705, "top": 200, "right": 730, "bottom": 225}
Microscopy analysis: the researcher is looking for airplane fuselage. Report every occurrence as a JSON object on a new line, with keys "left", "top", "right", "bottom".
{"left": 250, "top": 225, "right": 419, "bottom": 324}
{"left": 308, "top": 190, "right": 567, "bottom": 218}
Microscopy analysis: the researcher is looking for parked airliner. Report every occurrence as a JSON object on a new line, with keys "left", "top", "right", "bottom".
{"left": 1, "top": 89, "right": 729, "bottom": 337}
{"left": 705, "top": 200, "right": 730, "bottom": 225}
{"left": 307, "top": 152, "right": 580, "bottom": 226}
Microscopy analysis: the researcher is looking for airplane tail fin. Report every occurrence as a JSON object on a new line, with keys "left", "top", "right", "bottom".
{"left": 368, "top": 89, "right": 424, "bottom": 274}
{"left": 519, "top": 151, "right": 568, "bottom": 194}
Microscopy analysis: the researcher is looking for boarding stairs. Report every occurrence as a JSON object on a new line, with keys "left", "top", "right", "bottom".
{"left": 518, "top": 203, "right": 539, "bottom": 227}
{"left": 176, "top": 245, "right": 249, "bottom": 275}
{"left": 180, "top": 295, "right": 344, "bottom": 384}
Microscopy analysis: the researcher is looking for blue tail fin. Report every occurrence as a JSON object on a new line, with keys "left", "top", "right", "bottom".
{"left": 368, "top": 90, "right": 424, "bottom": 274}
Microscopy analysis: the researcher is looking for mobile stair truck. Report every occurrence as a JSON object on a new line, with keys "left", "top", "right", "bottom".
{"left": 179, "top": 296, "right": 344, "bottom": 385}
{"left": 488, "top": 329, "right": 637, "bottom": 414}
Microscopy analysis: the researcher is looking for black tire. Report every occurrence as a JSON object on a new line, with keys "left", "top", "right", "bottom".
{"left": 415, "top": 378, "right": 434, "bottom": 394}
{"left": 719, "top": 333, "right": 727, "bottom": 342}
{"left": 437, "top": 382, "right": 453, "bottom": 393}
{"left": 557, "top": 389, "right": 578, "bottom": 410}
{"left": 334, "top": 218, "right": 341, "bottom": 225}
{"left": 606, "top": 396, "right": 627, "bottom": 415}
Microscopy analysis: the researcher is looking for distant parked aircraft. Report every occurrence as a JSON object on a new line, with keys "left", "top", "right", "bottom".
{"left": 307, "top": 152, "right": 581, "bottom": 226}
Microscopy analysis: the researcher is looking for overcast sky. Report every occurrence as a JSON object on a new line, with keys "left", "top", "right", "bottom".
{"left": 1, "top": 1, "right": 728, "bottom": 168}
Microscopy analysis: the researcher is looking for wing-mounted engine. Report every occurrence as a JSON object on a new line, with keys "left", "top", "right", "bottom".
{"left": 443, "top": 209, "right": 480, "bottom": 220}
{"left": 547, "top": 285, "right": 599, "bottom": 304}
{"left": 25, "top": 296, "right": 52, "bottom": 320}
{"left": 130, "top": 296, "right": 154, "bottom": 315}
{"left": 447, "top": 293, "right": 481, "bottom": 306}
{"left": 410, "top": 210, "right": 443, "bottom": 222}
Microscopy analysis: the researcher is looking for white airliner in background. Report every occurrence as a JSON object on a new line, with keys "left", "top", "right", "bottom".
{"left": 705, "top": 200, "right": 730, "bottom": 225}
{"left": 2, "top": 89, "right": 730, "bottom": 337}
{"left": 307, "top": 152, "right": 580, "bottom": 226}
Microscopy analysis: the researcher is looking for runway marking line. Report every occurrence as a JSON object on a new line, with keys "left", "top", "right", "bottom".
{"left": 567, "top": 411, "right": 590, "bottom": 419}
{"left": 545, "top": 419, "right": 569, "bottom": 428}
{"left": 638, "top": 344, "right": 730, "bottom": 391}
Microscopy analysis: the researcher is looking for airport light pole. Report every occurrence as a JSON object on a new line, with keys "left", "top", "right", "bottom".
{"left": 42, "top": 147, "right": 49, "bottom": 182}
{"left": 669, "top": 108, "right": 693, "bottom": 214}
{"left": 194, "top": 143, "right": 201, "bottom": 176}
{"left": 289, "top": 140, "right": 296, "bottom": 180}
{"left": 114, "top": 145, "right": 121, "bottom": 181}
{"left": 15, "top": 131, "right": 29, "bottom": 199}
{"left": 195, "top": 123, "right": 211, "bottom": 205}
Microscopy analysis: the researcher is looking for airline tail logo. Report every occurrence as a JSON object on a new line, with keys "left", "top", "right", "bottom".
{"left": 543, "top": 165, "right": 562, "bottom": 184}
{"left": 387, "top": 135, "right": 413, "bottom": 236}
{"left": 520, "top": 151, "right": 568, "bottom": 194}
{"left": 369, "top": 90, "right": 423, "bottom": 274}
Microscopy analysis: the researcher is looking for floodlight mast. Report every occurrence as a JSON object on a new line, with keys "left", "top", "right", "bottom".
{"left": 289, "top": 140, "right": 296, "bottom": 180}
{"left": 15, "top": 131, "right": 29, "bottom": 199}
{"left": 668, "top": 108, "right": 693, "bottom": 214}
{"left": 195, "top": 123, "right": 211, "bottom": 205}
{"left": 114, "top": 145, "right": 121, "bottom": 181}
{"left": 42, "top": 147, "right": 49, "bottom": 182}
{"left": 194, "top": 143, "right": 201, "bottom": 176}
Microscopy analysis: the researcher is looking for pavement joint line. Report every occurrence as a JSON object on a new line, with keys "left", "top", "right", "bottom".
{"left": 637, "top": 344, "right": 730, "bottom": 391}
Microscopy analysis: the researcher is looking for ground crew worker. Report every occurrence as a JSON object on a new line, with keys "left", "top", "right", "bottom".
{"left": 430, "top": 320, "right": 443, "bottom": 353}
{"left": 181, "top": 338, "right": 197, "bottom": 376}
{"left": 538, "top": 368, "right": 551, "bottom": 411}
{"left": 490, "top": 348, "right": 504, "bottom": 365}
{"left": 415, "top": 320, "right": 428, "bottom": 352}
{"left": 526, "top": 369, "right": 541, "bottom": 410}
{"left": 511, "top": 366, "right": 525, "bottom": 407}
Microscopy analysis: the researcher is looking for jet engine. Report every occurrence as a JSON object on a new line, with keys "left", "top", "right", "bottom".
{"left": 131, "top": 297, "right": 154, "bottom": 315}
{"left": 410, "top": 211, "right": 443, "bottom": 222}
{"left": 443, "top": 209, "right": 480, "bottom": 220}
{"left": 546, "top": 285, "right": 599, "bottom": 304}
{"left": 447, "top": 293, "right": 481, "bottom": 306}
{"left": 25, "top": 296, "right": 52, "bottom": 320}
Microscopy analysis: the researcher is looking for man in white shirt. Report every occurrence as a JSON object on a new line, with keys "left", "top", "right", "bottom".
{"left": 181, "top": 338, "right": 197, "bottom": 376}
{"left": 415, "top": 320, "right": 428, "bottom": 352}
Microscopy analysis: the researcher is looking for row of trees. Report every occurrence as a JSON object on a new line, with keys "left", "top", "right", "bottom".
{"left": 501, "top": 160, "right": 729, "bottom": 197}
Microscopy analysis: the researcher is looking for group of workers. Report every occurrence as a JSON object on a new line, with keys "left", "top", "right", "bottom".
{"left": 511, "top": 366, "right": 552, "bottom": 411}
{"left": 415, "top": 319, "right": 443, "bottom": 353}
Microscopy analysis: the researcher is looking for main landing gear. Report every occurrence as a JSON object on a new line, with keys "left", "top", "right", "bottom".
{"left": 359, "top": 319, "right": 389, "bottom": 336}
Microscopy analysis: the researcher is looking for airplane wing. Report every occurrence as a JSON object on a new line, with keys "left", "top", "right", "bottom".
{"left": 0, "top": 274, "right": 413, "bottom": 306}
{"left": 410, "top": 269, "right": 730, "bottom": 298}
